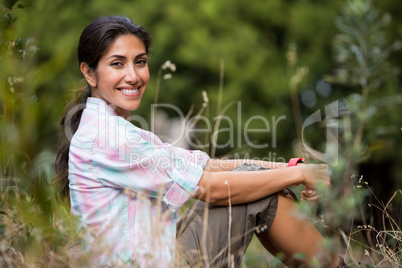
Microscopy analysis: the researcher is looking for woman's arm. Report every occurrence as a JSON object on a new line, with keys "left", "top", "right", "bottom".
{"left": 203, "top": 159, "right": 287, "bottom": 172}
{"left": 193, "top": 164, "right": 330, "bottom": 206}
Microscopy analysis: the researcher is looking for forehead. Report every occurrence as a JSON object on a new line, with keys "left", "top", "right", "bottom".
{"left": 105, "top": 34, "right": 146, "bottom": 56}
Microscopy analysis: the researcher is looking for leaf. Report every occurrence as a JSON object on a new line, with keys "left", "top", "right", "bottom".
{"left": 3, "top": 0, "right": 18, "bottom": 9}
{"left": 17, "top": 4, "right": 25, "bottom": 9}
{"left": 2, "top": 13, "right": 13, "bottom": 24}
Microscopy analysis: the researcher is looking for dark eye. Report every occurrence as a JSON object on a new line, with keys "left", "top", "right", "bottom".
{"left": 111, "top": 62, "right": 123, "bottom": 67}
{"left": 136, "top": 59, "right": 147, "bottom": 66}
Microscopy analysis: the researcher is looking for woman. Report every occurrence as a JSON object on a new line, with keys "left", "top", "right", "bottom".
{"left": 54, "top": 16, "right": 345, "bottom": 267}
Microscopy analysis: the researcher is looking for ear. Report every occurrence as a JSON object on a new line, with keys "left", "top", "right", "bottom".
{"left": 80, "top": 62, "right": 97, "bottom": 88}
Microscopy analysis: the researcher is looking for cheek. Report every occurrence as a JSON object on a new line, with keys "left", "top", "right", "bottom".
{"left": 98, "top": 72, "right": 120, "bottom": 87}
{"left": 141, "top": 68, "right": 150, "bottom": 85}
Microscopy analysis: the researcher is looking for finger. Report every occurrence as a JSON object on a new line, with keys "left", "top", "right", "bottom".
{"left": 301, "top": 190, "right": 318, "bottom": 197}
{"left": 302, "top": 194, "right": 322, "bottom": 202}
{"left": 305, "top": 187, "right": 314, "bottom": 195}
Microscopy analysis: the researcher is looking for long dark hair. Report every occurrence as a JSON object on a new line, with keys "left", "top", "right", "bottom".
{"left": 54, "top": 16, "right": 152, "bottom": 201}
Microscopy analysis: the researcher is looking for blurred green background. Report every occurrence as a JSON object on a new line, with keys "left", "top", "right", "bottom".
{"left": 2, "top": 0, "right": 401, "bottom": 197}
{"left": 1, "top": 0, "right": 402, "bottom": 266}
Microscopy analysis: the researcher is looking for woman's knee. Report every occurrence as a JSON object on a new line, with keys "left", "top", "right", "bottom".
{"left": 268, "top": 194, "right": 325, "bottom": 262}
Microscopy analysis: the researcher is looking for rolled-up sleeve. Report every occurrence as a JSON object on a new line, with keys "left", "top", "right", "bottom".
{"left": 91, "top": 118, "right": 209, "bottom": 211}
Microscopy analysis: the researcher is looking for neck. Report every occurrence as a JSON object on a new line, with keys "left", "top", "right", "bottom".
{"left": 115, "top": 107, "right": 131, "bottom": 120}
{"left": 90, "top": 92, "right": 131, "bottom": 120}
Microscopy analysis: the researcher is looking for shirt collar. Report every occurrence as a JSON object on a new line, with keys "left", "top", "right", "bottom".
{"left": 86, "top": 97, "right": 118, "bottom": 116}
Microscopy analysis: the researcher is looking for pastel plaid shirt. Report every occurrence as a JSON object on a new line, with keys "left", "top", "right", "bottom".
{"left": 68, "top": 97, "right": 209, "bottom": 266}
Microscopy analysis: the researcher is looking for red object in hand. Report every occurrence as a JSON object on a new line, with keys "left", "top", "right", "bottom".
{"left": 288, "top": 158, "right": 305, "bottom": 187}
{"left": 287, "top": 158, "right": 304, "bottom": 167}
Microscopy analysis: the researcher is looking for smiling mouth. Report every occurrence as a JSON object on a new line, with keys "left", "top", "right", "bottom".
{"left": 121, "top": 88, "right": 139, "bottom": 94}
{"left": 118, "top": 86, "right": 141, "bottom": 95}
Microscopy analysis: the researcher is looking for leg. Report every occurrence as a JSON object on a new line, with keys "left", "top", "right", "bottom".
{"left": 176, "top": 194, "right": 278, "bottom": 268}
{"left": 177, "top": 163, "right": 343, "bottom": 267}
{"left": 260, "top": 193, "right": 340, "bottom": 267}
{"left": 177, "top": 163, "right": 280, "bottom": 268}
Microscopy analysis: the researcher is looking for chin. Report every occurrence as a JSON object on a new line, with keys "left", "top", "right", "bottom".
{"left": 124, "top": 102, "right": 141, "bottom": 111}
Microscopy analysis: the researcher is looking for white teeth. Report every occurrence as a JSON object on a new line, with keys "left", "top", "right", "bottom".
{"left": 121, "top": 88, "right": 139, "bottom": 94}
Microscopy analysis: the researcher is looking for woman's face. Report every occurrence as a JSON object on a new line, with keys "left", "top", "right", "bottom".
{"left": 87, "top": 34, "right": 149, "bottom": 118}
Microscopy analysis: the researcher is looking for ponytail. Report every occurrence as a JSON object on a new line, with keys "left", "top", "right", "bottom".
{"left": 54, "top": 85, "right": 91, "bottom": 202}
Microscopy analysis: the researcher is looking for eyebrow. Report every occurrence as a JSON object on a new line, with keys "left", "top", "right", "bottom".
{"left": 106, "top": 52, "right": 148, "bottom": 61}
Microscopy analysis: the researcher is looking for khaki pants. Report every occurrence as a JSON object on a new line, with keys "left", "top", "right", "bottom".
{"left": 176, "top": 164, "right": 296, "bottom": 268}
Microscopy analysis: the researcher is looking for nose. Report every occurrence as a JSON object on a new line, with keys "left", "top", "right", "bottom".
{"left": 124, "top": 65, "right": 139, "bottom": 84}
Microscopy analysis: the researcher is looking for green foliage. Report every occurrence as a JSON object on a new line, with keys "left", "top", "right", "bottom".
{"left": 304, "top": 1, "right": 401, "bottom": 266}
{"left": 325, "top": 0, "right": 399, "bottom": 178}
{"left": 332, "top": 0, "right": 397, "bottom": 89}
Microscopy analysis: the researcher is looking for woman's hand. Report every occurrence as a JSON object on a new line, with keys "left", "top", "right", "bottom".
{"left": 298, "top": 164, "right": 331, "bottom": 190}
{"left": 300, "top": 188, "right": 321, "bottom": 203}
{"left": 296, "top": 164, "right": 331, "bottom": 203}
